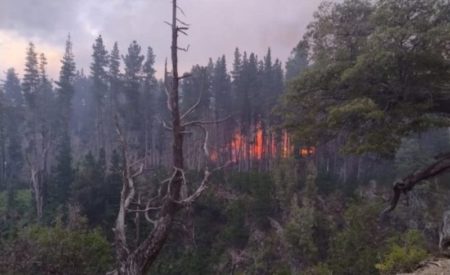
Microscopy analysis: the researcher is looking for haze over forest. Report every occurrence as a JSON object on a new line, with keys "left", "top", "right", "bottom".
{"left": 0, "top": 0, "right": 323, "bottom": 79}
{"left": 1, "top": 0, "right": 450, "bottom": 274}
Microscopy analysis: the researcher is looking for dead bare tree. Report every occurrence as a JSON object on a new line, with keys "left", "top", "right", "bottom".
{"left": 25, "top": 126, "right": 51, "bottom": 221}
{"left": 109, "top": 1, "right": 229, "bottom": 274}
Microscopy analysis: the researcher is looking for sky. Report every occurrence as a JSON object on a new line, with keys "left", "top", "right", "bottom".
{"left": 0, "top": 0, "right": 324, "bottom": 80}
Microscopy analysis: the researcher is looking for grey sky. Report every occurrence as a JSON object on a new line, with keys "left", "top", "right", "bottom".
{"left": 0, "top": 0, "right": 323, "bottom": 79}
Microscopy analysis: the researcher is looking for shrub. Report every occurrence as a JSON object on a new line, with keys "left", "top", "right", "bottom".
{"left": 375, "top": 230, "right": 428, "bottom": 274}
{"left": 0, "top": 224, "right": 112, "bottom": 274}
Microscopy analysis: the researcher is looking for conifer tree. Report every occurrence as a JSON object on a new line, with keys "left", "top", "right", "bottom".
{"left": 3, "top": 69, "right": 25, "bottom": 209}
{"left": 4, "top": 68, "right": 24, "bottom": 108}
{"left": 22, "top": 42, "right": 40, "bottom": 108}
{"left": 109, "top": 42, "right": 121, "bottom": 112}
{"left": 22, "top": 43, "right": 53, "bottom": 220}
{"left": 285, "top": 41, "right": 308, "bottom": 81}
{"left": 51, "top": 35, "right": 76, "bottom": 208}
{"left": 122, "top": 40, "right": 144, "bottom": 132}
{"left": 142, "top": 47, "right": 157, "bottom": 165}
{"left": 90, "top": 35, "right": 109, "bottom": 152}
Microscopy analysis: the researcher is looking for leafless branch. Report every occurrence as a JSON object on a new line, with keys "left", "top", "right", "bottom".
{"left": 183, "top": 115, "right": 232, "bottom": 128}
{"left": 178, "top": 72, "right": 191, "bottom": 79}
{"left": 130, "top": 163, "right": 144, "bottom": 178}
{"left": 176, "top": 5, "right": 186, "bottom": 16}
{"left": 162, "top": 120, "right": 173, "bottom": 131}
{"left": 382, "top": 152, "right": 450, "bottom": 215}
{"left": 127, "top": 206, "right": 162, "bottom": 213}
{"left": 181, "top": 93, "right": 203, "bottom": 121}
{"left": 177, "top": 28, "right": 188, "bottom": 36}
{"left": 176, "top": 18, "right": 189, "bottom": 26}
{"left": 144, "top": 213, "right": 158, "bottom": 227}
{"left": 176, "top": 169, "right": 211, "bottom": 206}
{"left": 175, "top": 161, "right": 233, "bottom": 207}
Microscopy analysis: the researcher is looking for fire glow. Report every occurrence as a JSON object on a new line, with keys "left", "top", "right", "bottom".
{"left": 228, "top": 126, "right": 294, "bottom": 162}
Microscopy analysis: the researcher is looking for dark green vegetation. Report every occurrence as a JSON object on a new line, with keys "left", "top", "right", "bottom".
{"left": 1, "top": 0, "right": 450, "bottom": 274}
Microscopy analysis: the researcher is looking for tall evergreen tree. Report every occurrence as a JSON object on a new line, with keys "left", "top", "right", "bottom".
{"left": 90, "top": 35, "right": 109, "bottom": 152}
{"left": 122, "top": 40, "right": 144, "bottom": 136}
{"left": 4, "top": 69, "right": 23, "bottom": 108}
{"left": 285, "top": 41, "right": 308, "bottom": 81}
{"left": 142, "top": 47, "right": 157, "bottom": 165}
{"left": 56, "top": 35, "right": 76, "bottom": 124}
{"left": 212, "top": 56, "right": 232, "bottom": 119}
{"left": 3, "top": 69, "right": 24, "bottom": 206}
{"left": 51, "top": 35, "right": 77, "bottom": 208}
{"left": 109, "top": 42, "right": 121, "bottom": 112}
{"left": 22, "top": 42, "right": 40, "bottom": 108}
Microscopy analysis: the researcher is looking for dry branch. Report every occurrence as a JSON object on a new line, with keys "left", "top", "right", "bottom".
{"left": 382, "top": 152, "right": 450, "bottom": 215}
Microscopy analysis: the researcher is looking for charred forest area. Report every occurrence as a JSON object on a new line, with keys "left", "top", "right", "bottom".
{"left": 1, "top": 0, "right": 450, "bottom": 274}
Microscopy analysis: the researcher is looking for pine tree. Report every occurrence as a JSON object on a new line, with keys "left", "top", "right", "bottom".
{"left": 90, "top": 35, "right": 109, "bottom": 152}
{"left": 51, "top": 35, "right": 77, "bottom": 208}
{"left": 211, "top": 56, "right": 232, "bottom": 160}
{"left": 56, "top": 35, "right": 76, "bottom": 123}
{"left": 212, "top": 56, "right": 231, "bottom": 119}
{"left": 122, "top": 40, "right": 144, "bottom": 131}
{"left": 39, "top": 53, "right": 48, "bottom": 83}
{"left": 143, "top": 47, "right": 157, "bottom": 165}
{"left": 22, "top": 42, "right": 40, "bottom": 108}
{"left": 3, "top": 69, "right": 25, "bottom": 209}
{"left": 4, "top": 68, "right": 23, "bottom": 108}
{"left": 285, "top": 41, "right": 308, "bottom": 81}
{"left": 109, "top": 42, "right": 121, "bottom": 112}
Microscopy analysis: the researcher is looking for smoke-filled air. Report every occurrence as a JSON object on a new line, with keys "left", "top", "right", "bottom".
{"left": 1, "top": 0, "right": 450, "bottom": 274}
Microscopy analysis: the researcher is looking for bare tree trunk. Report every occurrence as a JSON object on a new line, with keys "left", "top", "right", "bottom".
{"left": 110, "top": 1, "right": 209, "bottom": 274}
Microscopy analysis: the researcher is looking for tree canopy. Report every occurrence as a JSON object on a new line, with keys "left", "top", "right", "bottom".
{"left": 283, "top": 0, "right": 450, "bottom": 157}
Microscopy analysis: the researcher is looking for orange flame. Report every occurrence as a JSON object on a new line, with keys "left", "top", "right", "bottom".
{"left": 229, "top": 125, "right": 293, "bottom": 162}
{"left": 252, "top": 126, "right": 264, "bottom": 160}
{"left": 210, "top": 149, "right": 218, "bottom": 162}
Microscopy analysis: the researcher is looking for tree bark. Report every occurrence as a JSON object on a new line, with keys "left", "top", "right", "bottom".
{"left": 383, "top": 152, "right": 450, "bottom": 214}
{"left": 111, "top": 1, "right": 189, "bottom": 274}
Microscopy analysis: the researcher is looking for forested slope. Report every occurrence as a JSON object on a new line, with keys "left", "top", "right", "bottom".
{"left": 1, "top": 0, "right": 450, "bottom": 274}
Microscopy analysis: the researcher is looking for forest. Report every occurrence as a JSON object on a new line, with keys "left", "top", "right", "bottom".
{"left": 1, "top": 0, "right": 450, "bottom": 274}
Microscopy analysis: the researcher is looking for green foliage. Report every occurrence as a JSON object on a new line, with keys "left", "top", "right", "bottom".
{"left": 229, "top": 172, "right": 276, "bottom": 229}
{"left": 0, "top": 224, "right": 112, "bottom": 275}
{"left": 221, "top": 199, "right": 250, "bottom": 249}
{"left": 273, "top": 159, "right": 299, "bottom": 210}
{"left": 305, "top": 263, "right": 333, "bottom": 275}
{"left": 376, "top": 230, "right": 428, "bottom": 274}
{"left": 285, "top": 41, "right": 308, "bottom": 81}
{"left": 283, "top": 0, "right": 450, "bottom": 157}
{"left": 72, "top": 151, "right": 106, "bottom": 225}
{"left": 284, "top": 196, "right": 318, "bottom": 264}
{"left": 22, "top": 42, "right": 40, "bottom": 107}
{"left": 0, "top": 189, "right": 33, "bottom": 239}
{"left": 328, "top": 201, "right": 386, "bottom": 275}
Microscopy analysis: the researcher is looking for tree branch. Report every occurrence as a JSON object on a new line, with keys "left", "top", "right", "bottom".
{"left": 382, "top": 152, "right": 450, "bottom": 215}
{"left": 182, "top": 115, "right": 231, "bottom": 128}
